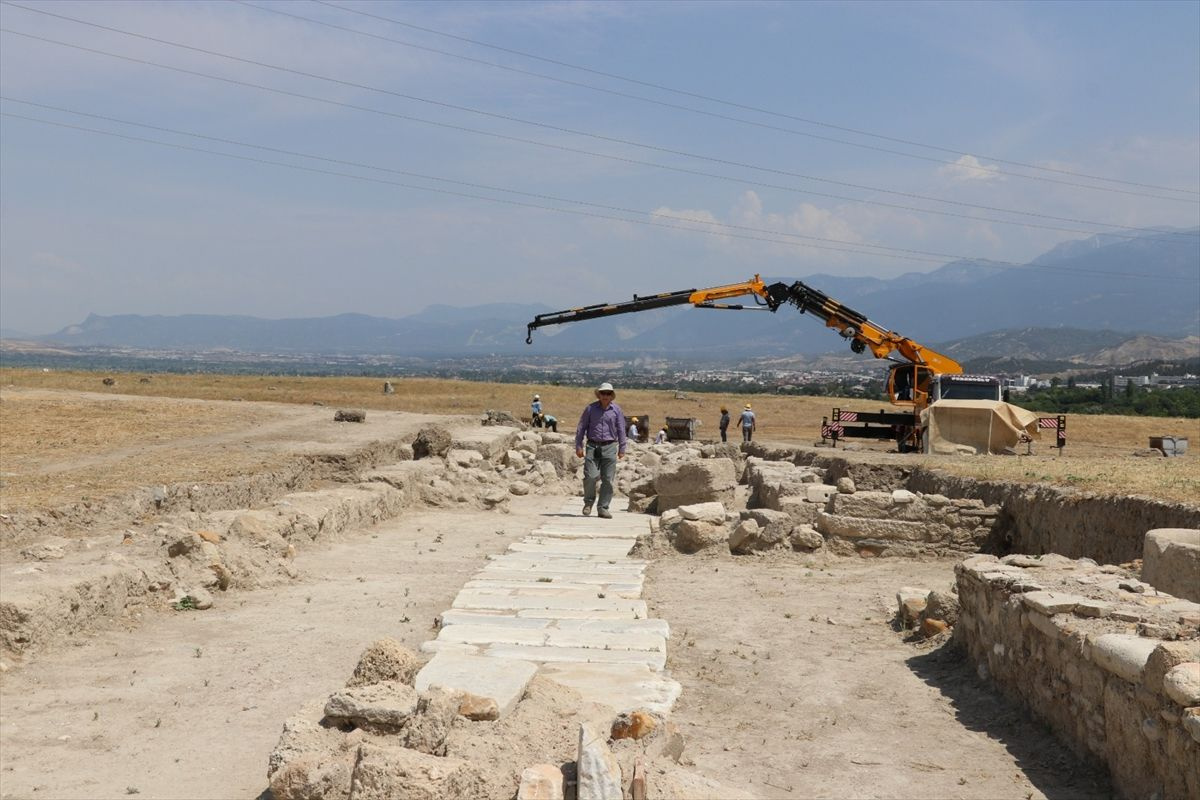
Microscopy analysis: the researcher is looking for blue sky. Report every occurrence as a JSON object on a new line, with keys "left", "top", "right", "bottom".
{"left": 1, "top": 0, "right": 1198, "bottom": 334}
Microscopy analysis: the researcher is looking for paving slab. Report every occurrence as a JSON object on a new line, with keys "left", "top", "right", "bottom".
{"left": 517, "top": 608, "right": 645, "bottom": 620}
{"left": 469, "top": 571, "right": 646, "bottom": 587}
{"left": 438, "top": 610, "right": 551, "bottom": 629}
{"left": 485, "top": 643, "right": 667, "bottom": 670}
{"left": 453, "top": 592, "right": 648, "bottom": 616}
{"left": 539, "top": 663, "right": 682, "bottom": 714}
{"left": 413, "top": 651, "right": 538, "bottom": 717}
{"left": 552, "top": 618, "right": 671, "bottom": 638}
{"left": 466, "top": 580, "right": 644, "bottom": 599}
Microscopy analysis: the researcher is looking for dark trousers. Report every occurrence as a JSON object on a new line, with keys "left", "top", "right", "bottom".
{"left": 743, "top": 426, "right": 753, "bottom": 442}
{"left": 720, "top": 428, "right": 728, "bottom": 442}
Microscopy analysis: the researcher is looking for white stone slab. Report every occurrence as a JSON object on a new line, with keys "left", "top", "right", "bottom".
{"left": 485, "top": 643, "right": 666, "bottom": 670}
{"left": 459, "top": 584, "right": 601, "bottom": 599}
{"left": 552, "top": 618, "right": 670, "bottom": 638}
{"left": 437, "top": 624, "right": 550, "bottom": 647}
{"left": 1090, "top": 634, "right": 1159, "bottom": 682}
{"left": 518, "top": 608, "right": 643, "bottom": 620}
{"left": 420, "top": 640, "right": 480, "bottom": 655}
{"left": 438, "top": 610, "right": 550, "bottom": 629}
{"left": 544, "top": 629, "right": 666, "bottom": 653}
{"left": 485, "top": 559, "right": 645, "bottom": 574}
{"left": 453, "top": 592, "right": 648, "bottom": 616}
{"left": 540, "top": 662, "right": 682, "bottom": 714}
{"left": 414, "top": 651, "right": 538, "bottom": 717}
{"left": 468, "top": 571, "right": 645, "bottom": 588}
{"left": 466, "top": 580, "right": 644, "bottom": 599}
{"left": 534, "top": 529, "right": 642, "bottom": 540}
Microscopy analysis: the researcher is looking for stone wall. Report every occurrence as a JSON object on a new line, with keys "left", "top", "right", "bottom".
{"left": 955, "top": 555, "right": 1200, "bottom": 800}
{"left": 817, "top": 490, "right": 1001, "bottom": 557}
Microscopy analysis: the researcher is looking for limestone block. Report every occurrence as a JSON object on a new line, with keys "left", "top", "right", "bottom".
{"left": 676, "top": 502, "right": 726, "bottom": 523}
{"left": 1022, "top": 591, "right": 1087, "bottom": 615}
{"left": 744, "top": 460, "right": 813, "bottom": 509}
{"left": 324, "top": 683, "right": 419, "bottom": 728}
{"left": 518, "top": 764, "right": 565, "bottom": 800}
{"left": 1073, "top": 599, "right": 1112, "bottom": 618}
{"left": 788, "top": 524, "right": 824, "bottom": 552}
{"left": 777, "top": 496, "right": 819, "bottom": 526}
{"left": 892, "top": 489, "right": 916, "bottom": 503}
{"left": 805, "top": 484, "right": 837, "bottom": 504}
{"left": 413, "top": 652, "right": 537, "bottom": 718}
{"left": 1184, "top": 708, "right": 1200, "bottom": 745}
{"left": 672, "top": 520, "right": 727, "bottom": 554}
{"left": 447, "top": 449, "right": 483, "bottom": 468}
{"left": 412, "top": 426, "right": 453, "bottom": 459}
{"left": 659, "top": 509, "right": 682, "bottom": 528}
{"left": 578, "top": 723, "right": 623, "bottom": 800}
{"left": 1164, "top": 663, "right": 1200, "bottom": 707}
{"left": 836, "top": 476, "right": 856, "bottom": 494}
{"left": 655, "top": 459, "right": 737, "bottom": 512}
{"left": 1090, "top": 634, "right": 1159, "bottom": 683}
{"left": 349, "top": 742, "right": 486, "bottom": 800}
{"left": 1145, "top": 641, "right": 1200, "bottom": 693}
{"left": 816, "top": 513, "right": 928, "bottom": 542}
{"left": 1142, "top": 528, "right": 1200, "bottom": 602}
{"left": 897, "top": 587, "right": 930, "bottom": 628}
{"left": 727, "top": 519, "right": 759, "bottom": 554}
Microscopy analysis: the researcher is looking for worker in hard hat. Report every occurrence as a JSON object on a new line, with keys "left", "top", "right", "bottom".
{"left": 740, "top": 403, "right": 756, "bottom": 442}
{"left": 530, "top": 393, "right": 543, "bottom": 426}
{"left": 629, "top": 416, "right": 640, "bottom": 442}
{"left": 574, "top": 382, "right": 626, "bottom": 519}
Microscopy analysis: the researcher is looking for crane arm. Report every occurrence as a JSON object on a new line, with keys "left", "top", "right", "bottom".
{"left": 763, "top": 281, "right": 962, "bottom": 374}
{"left": 525, "top": 275, "right": 775, "bottom": 343}
{"left": 525, "top": 274, "right": 962, "bottom": 375}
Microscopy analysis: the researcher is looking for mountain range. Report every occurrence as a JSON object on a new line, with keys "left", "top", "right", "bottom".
{"left": 9, "top": 228, "right": 1199, "bottom": 359}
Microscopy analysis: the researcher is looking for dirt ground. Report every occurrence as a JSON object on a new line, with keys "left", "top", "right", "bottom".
{"left": 644, "top": 552, "right": 1112, "bottom": 799}
{"left": 0, "top": 498, "right": 558, "bottom": 800}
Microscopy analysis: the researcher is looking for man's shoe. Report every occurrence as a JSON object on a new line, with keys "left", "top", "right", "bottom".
{"left": 597, "top": 508, "right": 612, "bottom": 519}
{"left": 582, "top": 502, "right": 593, "bottom": 516}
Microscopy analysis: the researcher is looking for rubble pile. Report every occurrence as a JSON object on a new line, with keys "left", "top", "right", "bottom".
{"left": 955, "top": 552, "right": 1200, "bottom": 799}
{"left": 268, "top": 638, "right": 751, "bottom": 800}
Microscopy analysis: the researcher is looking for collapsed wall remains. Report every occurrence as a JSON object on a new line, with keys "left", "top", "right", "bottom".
{"left": 955, "top": 554, "right": 1200, "bottom": 800}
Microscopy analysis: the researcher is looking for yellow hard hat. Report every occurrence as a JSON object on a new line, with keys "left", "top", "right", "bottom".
{"left": 744, "top": 404, "right": 752, "bottom": 409}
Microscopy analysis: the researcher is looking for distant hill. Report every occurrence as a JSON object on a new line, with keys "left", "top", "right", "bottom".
{"left": 18, "top": 227, "right": 1200, "bottom": 357}
{"left": 935, "top": 327, "right": 1200, "bottom": 373}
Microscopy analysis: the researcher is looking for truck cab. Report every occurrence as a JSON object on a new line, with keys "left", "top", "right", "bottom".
{"left": 887, "top": 364, "right": 1001, "bottom": 407}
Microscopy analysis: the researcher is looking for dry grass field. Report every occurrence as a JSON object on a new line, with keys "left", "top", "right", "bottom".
{"left": 2, "top": 368, "right": 1198, "bottom": 505}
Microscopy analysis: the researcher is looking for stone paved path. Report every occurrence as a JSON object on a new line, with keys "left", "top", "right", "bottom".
{"left": 414, "top": 500, "right": 681, "bottom": 715}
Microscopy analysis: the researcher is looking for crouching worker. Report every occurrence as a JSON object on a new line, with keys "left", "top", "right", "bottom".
{"left": 540, "top": 412, "right": 558, "bottom": 432}
{"left": 574, "top": 382, "right": 626, "bottom": 519}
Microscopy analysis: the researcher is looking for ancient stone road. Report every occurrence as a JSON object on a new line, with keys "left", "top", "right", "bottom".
{"left": 415, "top": 500, "right": 682, "bottom": 715}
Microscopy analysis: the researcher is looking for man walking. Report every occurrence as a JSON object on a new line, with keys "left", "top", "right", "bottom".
{"left": 740, "top": 403, "right": 756, "bottom": 442}
{"left": 574, "top": 382, "right": 627, "bottom": 519}
{"left": 719, "top": 406, "right": 730, "bottom": 443}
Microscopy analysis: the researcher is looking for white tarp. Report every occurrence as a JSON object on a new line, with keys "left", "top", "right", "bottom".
{"left": 921, "top": 399, "right": 1041, "bottom": 455}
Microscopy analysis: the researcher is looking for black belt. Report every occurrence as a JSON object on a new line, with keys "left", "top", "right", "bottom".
{"left": 589, "top": 440, "right": 615, "bottom": 445}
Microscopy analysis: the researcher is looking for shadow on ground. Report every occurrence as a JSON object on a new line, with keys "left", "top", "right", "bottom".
{"left": 906, "top": 642, "right": 1115, "bottom": 800}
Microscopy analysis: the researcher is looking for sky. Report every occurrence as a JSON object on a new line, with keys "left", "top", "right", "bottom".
{"left": 1, "top": 0, "right": 1198, "bottom": 335}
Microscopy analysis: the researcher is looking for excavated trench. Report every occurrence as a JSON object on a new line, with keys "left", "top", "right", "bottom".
{"left": 744, "top": 443, "right": 1200, "bottom": 564}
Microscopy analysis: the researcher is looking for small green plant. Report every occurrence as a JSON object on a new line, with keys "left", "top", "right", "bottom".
{"left": 172, "top": 596, "right": 197, "bottom": 611}
{"left": 537, "top": 577, "right": 552, "bottom": 583}
{"left": 193, "top": 647, "right": 203, "bottom": 659}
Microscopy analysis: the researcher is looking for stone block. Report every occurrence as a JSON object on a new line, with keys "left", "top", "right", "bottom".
{"left": 578, "top": 723, "right": 623, "bottom": 800}
{"left": 540, "top": 662, "right": 681, "bottom": 714}
{"left": 1142, "top": 528, "right": 1200, "bottom": 602}
{"left": 349, "top": 743, "right": 486, "bottom": 800}
{"left": 671, "top": 520, "right": 727, "bottom": 554}
{"left": 413, "top": 652, "right": 537, "bottom": 718}
{"left": 777, "top": 496, "right": 819, "bottom": 526}
{"left": 1163, "top": 663, "right": 1200, "bottom": 707}
{"left": 805, "top": 484, "right": 837, "bottom": 504}
{"left": 517, "top": 764, "right": 565, "bottom": 800}
{"left": 788, "top": 524, "right": 824, "bottom": 552}
{"left": 897, "top": 587, "right": 930, "bottom": 628}
{"left": 676, "top": 502, "right": 726, "bottom": 523}
{"left": 1145, "top": 641, "right": 1200, "bottom": 694}
{"left": 1022, "top": 591, "right": 1087, "bottom": 615}
{"left": 655, "top": 459, "right": 737, "bottom": 512}
{"left": 324, "top": 683, "right": 419, "bottom": 728}
{"left": 1091, "top": 634, "right": 1159, "bottom": 683}
{"left": 891, "top": 489, "right": 916, "bottom": 503}
{"left": 1073, "top": 599, "right": 1112, "bottom": 618}
{"left": 816, "top": 513, "right": 928, "bottom": 542}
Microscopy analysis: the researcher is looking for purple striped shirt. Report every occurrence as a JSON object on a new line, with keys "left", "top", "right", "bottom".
{"left": 575, "top": 401, "right": 627, "bottom": 453}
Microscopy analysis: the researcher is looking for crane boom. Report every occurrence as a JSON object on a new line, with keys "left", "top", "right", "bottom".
{"left": 525, "top": 274, "right": 961, "bottom": 376}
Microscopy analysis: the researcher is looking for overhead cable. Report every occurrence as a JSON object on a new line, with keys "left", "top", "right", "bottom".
{"left": 1, "top": 23, "right": 1196, "bottom": 245}
{"left": 4, "top": 108, "right": 1194, "bottom": 285}
{"left": 312, "top": 0, "right": 1200, "bottom": 198}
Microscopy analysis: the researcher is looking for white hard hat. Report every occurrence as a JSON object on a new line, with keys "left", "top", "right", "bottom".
{"left": 533, "top": 394, "right": 540, "bottom": 399}
{"left": 595, "top": 382, "right": 616, "bottom": 396}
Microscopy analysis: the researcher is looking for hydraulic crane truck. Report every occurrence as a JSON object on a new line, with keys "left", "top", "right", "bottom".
{"left": 525, "top": 275, "right": 1061, "bottom": 452}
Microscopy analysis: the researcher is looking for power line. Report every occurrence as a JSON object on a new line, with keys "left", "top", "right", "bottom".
{"left": 3, "top": 0, "right": 1199, "bottom": 238}
{"left": 3, "top": 108, "right": 1194, "bottom": 285}
{"left": 2, "top": 25, "right": 1196, "bottom": 245}
{"left": 0, "top": 96, "right": 1048, "bottom": 264}
{"left": 313, "top": 0, "right": 1200, "bottom": 198}
{"left": 240, "top": 0, "right": 1192, "bottom": 201}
